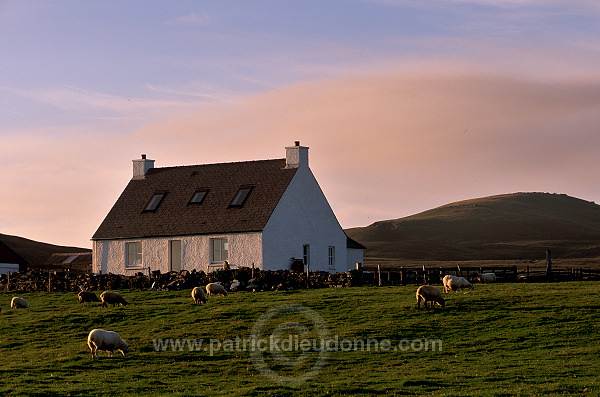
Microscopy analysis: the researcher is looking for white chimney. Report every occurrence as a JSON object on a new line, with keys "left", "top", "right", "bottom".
{"left": 285, "top": 141, "right": 308, "bottom": 169}
{"left": 132, "top": 154, "right": 155, "bottom": 179}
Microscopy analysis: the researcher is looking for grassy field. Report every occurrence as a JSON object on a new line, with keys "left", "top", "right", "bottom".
{"left": 1, "top": 282, "right": 598, "bottom": 396}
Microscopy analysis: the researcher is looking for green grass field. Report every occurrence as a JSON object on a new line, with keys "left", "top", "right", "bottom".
{"left": 1, "top": 282, "right": 598, "bottom": 396}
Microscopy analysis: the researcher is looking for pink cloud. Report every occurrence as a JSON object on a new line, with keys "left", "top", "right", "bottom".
{"left": 3, "top": 63, "right": 600, "bottom": 247}
{"left": 132, "top": 66, "right": 600, "bottom": 227}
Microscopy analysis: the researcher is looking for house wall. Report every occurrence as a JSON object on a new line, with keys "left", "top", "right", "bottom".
{"left": 346, "top": 248, "right": 364, "bottom": 270}
{"left": 92, "top": 232, "right": 263, "bottom": 275}
{"left": 262, "top": 165, "right": 348, "bottom": 273}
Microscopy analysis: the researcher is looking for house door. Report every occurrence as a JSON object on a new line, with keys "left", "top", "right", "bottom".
{"left": 169, "top": 240, "right": 182, "bottom": 272}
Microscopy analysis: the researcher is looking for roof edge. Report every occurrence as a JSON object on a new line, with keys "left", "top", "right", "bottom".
{"left": 92, "top": 229, "right": 265, "bottom": 241}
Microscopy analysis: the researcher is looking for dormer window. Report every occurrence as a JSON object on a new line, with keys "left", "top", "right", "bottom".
{"left": 143, "top": 192, "right": 165, "bottom": 212}
{"left": 189, "top": 189, "right": 209, "bottom": 205}
{"left": 229, "top": 187, "right": 252, "bottom": 208}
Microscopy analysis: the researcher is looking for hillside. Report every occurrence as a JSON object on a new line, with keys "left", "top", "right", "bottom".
{"left": 0, "top": 233, "right": 90, "bottom": 268}
{"left": 345, "top": 192, "right": 600, "bottom": 261}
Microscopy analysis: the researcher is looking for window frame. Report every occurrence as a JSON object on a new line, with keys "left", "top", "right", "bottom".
{"left": 143, "top": 192, "right": 166, "bottom": 212}
{"left": 228, "top": 186, "right": 253, "bottom": 208}
{"left": 328, "top": 246, "right": 335, "bottom": 269}
{"left": 211, "top": 238, "right": 229, "bottom": 263}
{"left": 188, "top": 189, "right": 209, "bottom": 205}
{"left": 303, "top": 244, "right": 310, "bottom": 266}
{"left": 125, "top": 242, "right": 142, "bottom": 268}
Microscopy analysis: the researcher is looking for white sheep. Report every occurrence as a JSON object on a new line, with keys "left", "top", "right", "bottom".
{"left": 191, "top": 287, "right": 207, "bottom": 304}
{"left": 230, "top": 280, "right": 242, "bottom": 292}
{"left": 100, "top": 291, "right": 129, "bottom": 307}
{"left": 477, "top": 273, "right": 497, "bottom": 283}
{"left": 11, "top": 297, "right": 29, "bottom": 309}
{"left": 87, "top": 329, "right": 130, "bottom": 359}
{"left": 442, "top": 275, "right": 474, "bottom": 293}
{"left": 416, "top": 285, "right": 445, "bottom": 309}
{"left": 206, "top": 283, "right": 227, "bottom": 296}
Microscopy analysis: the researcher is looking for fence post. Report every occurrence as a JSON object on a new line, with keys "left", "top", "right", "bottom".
{"left": 400, "top": 267, "right": 406, "bottom": 286}
{"left": 306, "top": 264, "right": 310, "bottom": 289}
{"left": 377, "top": 265, "right": 382, "bottom": 286}
{"left": 48, "top": 271, "right": 51, "bottom": 293}
{"left": 355, "top": 262, "right": 363, "bottom": 286}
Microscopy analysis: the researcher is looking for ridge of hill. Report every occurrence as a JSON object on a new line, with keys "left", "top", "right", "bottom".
{"left": 345, "top": 192, "right": 600, "bottom": 261}
{"left": 0, "top": 233, "right": 90, "bottom": 268}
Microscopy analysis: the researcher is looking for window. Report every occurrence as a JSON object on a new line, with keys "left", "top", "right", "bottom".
{"left": 228, "top": 187, "right": 252, "bottom": 208}
{"left": 169, "top": 240, "right": 181, "bottom": 272}
{"left": 144, "top": 192, "right": 165, "bottom": 212}
{"left": 211, "top": 238, "right": 228, "bottom": 262}
{"left": 188, "top": 189, "right": 209, "bottom": 205}
{"left": 303, "top": 244, "right": 310, "bottom": 266}
{"left": 126, "top": 242, "right": 142, "bottom": 268}
{"left": 328, "top": 246, "right": 335, "bottom": 269}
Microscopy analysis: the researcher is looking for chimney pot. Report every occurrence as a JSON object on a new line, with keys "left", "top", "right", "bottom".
{"left": 141, "top": 154, "right": 146, "bottom": 159}
{"left": 295, "top": 141, "right": 300, "bottom": 146}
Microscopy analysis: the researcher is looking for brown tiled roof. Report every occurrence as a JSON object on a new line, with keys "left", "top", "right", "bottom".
{"left": 45, "top": 252, "right": 93, "bottom": 266}
{"left": 42, "top": 252, "right": 93, "bottom": 273}
{"left": 92, "top": 159, "right": 297, "bottom": 240}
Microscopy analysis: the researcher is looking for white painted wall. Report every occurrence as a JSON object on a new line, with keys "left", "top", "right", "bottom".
{"left": 262, "top": 165, "right": 347, "bottom": 272}
{"left": 92, "top": 232, "right": 263, "bottom": 275}
{"left": 346, "top": 248, "right": 364, "bottom": 271}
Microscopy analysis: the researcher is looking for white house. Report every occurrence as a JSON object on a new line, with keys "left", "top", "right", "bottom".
{"left": 92, "top": 142, "right": 365, "bottom": 275}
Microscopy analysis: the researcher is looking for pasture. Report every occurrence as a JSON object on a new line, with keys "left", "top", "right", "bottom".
{"left": 0, "top": 282, "right": 598, "bottom": 396}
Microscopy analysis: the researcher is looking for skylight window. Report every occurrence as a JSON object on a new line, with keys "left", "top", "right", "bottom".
{"left": 229, "top": 187, "right": 252, "bottom": 208}
{"left": 189, "top": 189, "right": 209, "bottom": 205}
{"left": 144, "top": 193, "right": 165, "bottom": 212}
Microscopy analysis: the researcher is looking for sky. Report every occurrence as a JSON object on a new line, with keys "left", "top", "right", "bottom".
{"left": 2, "top": 0, "right": 600, "bottom": 249}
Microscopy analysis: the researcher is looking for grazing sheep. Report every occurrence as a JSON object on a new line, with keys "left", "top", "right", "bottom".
{"left": 416, "top": 285, "right": 445, "bottom": 309}
{"left": 100, "top": 291, "right": 129, "bottom": 307}
{"left": 206, "top": 282, "right": 227, "bottom": 296}
{"left": 477, "top": 273, "right": 497, "bottom": 284}
{"left": 191, "top": 287, "right": 206, "bottom": 305}
{"left": 11, "top": 297, "right": 29, "bottom": 309}
{"left": 78, "top": 291, "right": 101, "bottom": 303}
{"left": 87, "top": 329, "right": 130, "bottom": 359}
{"left": 230, "top": 280, "right": 242, "bottom": 292}
{"left": 442, "top": 275, "right": 474, "bottom": 293}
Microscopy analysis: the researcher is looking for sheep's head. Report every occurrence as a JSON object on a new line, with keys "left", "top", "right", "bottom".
{"left": 119, "top": 346, "right": 130, "bottom": 356}
{"left": 437, "top": 297, "right": 446, "bottom": 308}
